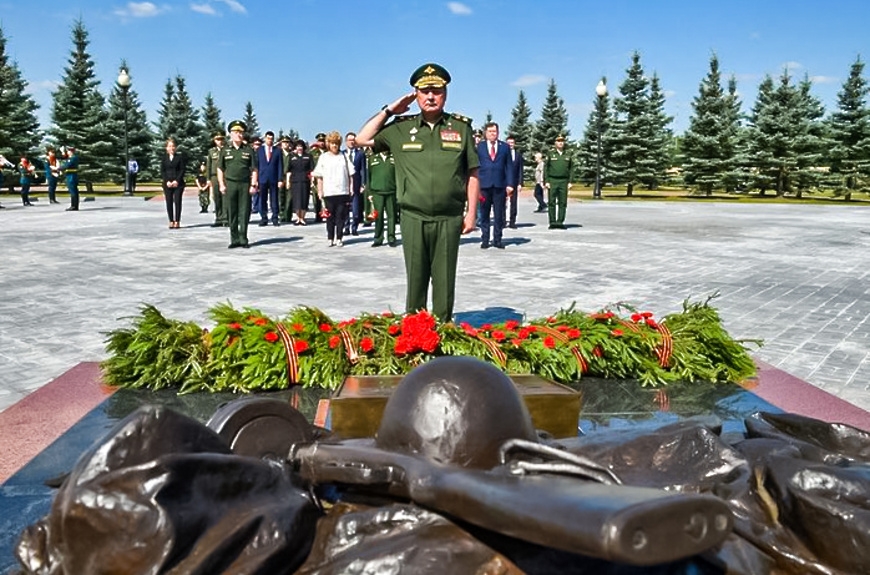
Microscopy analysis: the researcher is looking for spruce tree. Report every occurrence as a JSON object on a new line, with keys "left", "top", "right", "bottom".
{"left": 643, "top": 73, "right": 673, "bottom": 189}
{"left": 682, "top": 54, "right": 729, "bottom": 195}
{"left": 745, "top": 75, "right": 777, "bottom": 194}
{"left": 791, "top": 75, "right": 826, "bottom": 197}
{"left": 721, "top": 76, "right": 746, "bottom": 192}
{"left": 0, "top": 26, "right": 41, "bottom": 158}
{"left": 200, "top": 92, "right": 223, "bottom": 155}
{"left": 760, "top": 70, "right": 802, "bottom": 195}
{"left": 827, "top": 56, "right": 870, "bottom": 199}
{"left": 242, "top": 102, "right": 260, "bottom": 140}
{"left": 578, "top": 78, "right": 611, "bottom": 187}
{"left": 49, "top": 19, "right": 114, "bottom": 181}
{"left": 153, "top": 79, "right": 176, "bottom": 169}
{"left": 506, "top": 90, "right": 534, "bottom": 152}
{"left": 532, "top": 79, "right": 569, "bottom": 156}
{"left": 170, "top": 76, "right": 203, "bottom": 164}
{"left": 106, "top": 62, "right": 152, "bottom": 183}
{"left": 609, "top": 51, "right": 655, "bottom": 196}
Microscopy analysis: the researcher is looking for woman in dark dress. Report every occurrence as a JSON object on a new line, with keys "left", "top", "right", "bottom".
{"left": 159, "top": 138, "right": 186, "bottom": 228}
{"left": 286, "top": 139, "right": 314, "bottom": 225}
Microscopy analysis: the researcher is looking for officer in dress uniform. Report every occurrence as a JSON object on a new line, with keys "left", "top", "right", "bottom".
{"left": 207, "top": 132, "right": 227, "bottom": 227}
{"left": 278, "top": 135, "right": 293, "bottom": 222}
{"left": 217, "top": 121, "right": 258, "bottom": 249}
{"left": 544, "top": 134, "right": 572, "bottom": 229}
{"left": 367, "top": 149, "right": 398, "bottom": 247}
{"left": 61, "top": 146, "right": 80, "bottom": 211}
{"left": 356, "top": 63, "right": 480, "bottom": 322}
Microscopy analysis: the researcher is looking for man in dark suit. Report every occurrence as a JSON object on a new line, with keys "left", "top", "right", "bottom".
{"left": 344, "top": 132, "right": 368, "bottom": 236}
{"left": 505, "top": 135, "right": 523, "bottom": 229}
{"left": 476, "top": 122, "right": 515, "bottom": 249}
{"left": 256, "top": 131, "right": 284, "bottom": 226}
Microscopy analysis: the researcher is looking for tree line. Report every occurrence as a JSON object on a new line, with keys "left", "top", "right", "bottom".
{"left": 1, "top": 20, "right": 868, "bottom": 197}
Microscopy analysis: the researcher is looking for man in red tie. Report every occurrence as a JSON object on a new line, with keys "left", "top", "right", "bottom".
{"left": 475, "top": 122, "right": 515, "bottom": 249}
{"left": 257, "top": 130, "right": 284, "bottom": 226}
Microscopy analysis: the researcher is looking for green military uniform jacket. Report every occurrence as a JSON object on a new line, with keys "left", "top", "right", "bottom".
{"left": 367, "top": 151, "right": 396, "bottom": 194}
{"left": 206, "top": 146, "right": 222, "bottom": 179}
{"left": 218, "top": 144, "right": 258, "bottom": 181}
{"left": 372, "top": 112, "right": 479, "bottom": 219}
{"left": 544, "top": 150, "right": 572, "bottom": 181}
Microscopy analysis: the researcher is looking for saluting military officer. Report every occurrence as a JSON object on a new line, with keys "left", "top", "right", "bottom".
{"left": 543, "top": 134, "right": 573, "bottom": 229}
{"left": 356, "top": 63, "right": 480, "bottom": 322}
{"left": 207, "top": 132, "right": 227, "bottom": 227}
{"left": 218, "top": 120, "right": 259, "bottom": 249}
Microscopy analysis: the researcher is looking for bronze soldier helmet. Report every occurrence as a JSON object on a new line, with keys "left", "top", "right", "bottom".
{"left": 375, "top": 356, "right": 537, "bottom": 469}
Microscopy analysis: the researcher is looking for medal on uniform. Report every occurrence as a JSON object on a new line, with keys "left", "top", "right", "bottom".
{"left": 409, "top": 127, "right": 417, "bottom": 142}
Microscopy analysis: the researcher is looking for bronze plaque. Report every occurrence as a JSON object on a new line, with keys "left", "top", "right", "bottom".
{"left": 330, "top": 374, "right": 581, "bottom": 439}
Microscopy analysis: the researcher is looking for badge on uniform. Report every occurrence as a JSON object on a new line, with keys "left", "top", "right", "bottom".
{"left": 440, "top": 130, "right": 461, "bottom": 142}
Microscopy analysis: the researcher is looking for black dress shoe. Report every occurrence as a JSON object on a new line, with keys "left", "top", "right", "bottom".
{"left": 50, "top": 200, "right": 60, "bottom": 204}
{"left": 388, "top": 240, "right": 397, "bottom": 247}
{"left": 371, "top": 241, "right": 383, "bottom": 247}
{"left": 228, "top": 243, "right": 239, "bottom": 249}
{"left": 548, "top": 224, "right": 557, "bottom": 229}
{"left": 480, "top": 242, "right": 490, "bottom": 249}
{"left": 65, "top": 207, "right": 78, "bottom": 211}
{"left": 211, "top": 222, "right": 222, "bottom": 227}
{"left": 493, "top": 242, "right": 505, "bottom": 249}
{"left": 240, "top": 243, "right": 250, "bottom": 248}
{"left": 351, "top": 230, "right": 359, "bottom": 236}
{"left": 508, "top": 223, "right": 517, "bottom": 229}
{"left": 258, "top": 221, "right": 268, "bottom": 227}
{"left": 272, "top": 221, "right": 280, "bottom": 227}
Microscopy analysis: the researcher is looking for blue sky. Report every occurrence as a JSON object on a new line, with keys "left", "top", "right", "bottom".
{"left": 1, "top": 0, "right": 868, "bottom": 143}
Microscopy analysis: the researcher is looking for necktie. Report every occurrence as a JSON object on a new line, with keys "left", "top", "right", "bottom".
{"left": 490, "top": 143, "right": 496, "bottom": 160}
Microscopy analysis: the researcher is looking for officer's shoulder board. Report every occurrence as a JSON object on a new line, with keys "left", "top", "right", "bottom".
{"left": 450, "top": 112, "right": 472, "bottom": 126}
{"left": 391, "top": 115, "right": 417, "bottom": 124}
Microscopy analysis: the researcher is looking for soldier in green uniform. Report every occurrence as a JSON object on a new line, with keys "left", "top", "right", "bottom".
{"left": 217, "top": 120, "right": 258, "bottom": 249}
{"left": 309, "top": 132, "right": 326, "bottom": 223}
{"left": 206, "top": 132, "right": 227, "bottom": 227}
{"left": 356, "top": 63, "right": 480, "bottom": 322}
{"left": 367, "top": 149, "right": 398, "bottom": 247}
{"left": 543, "top": 134, "right": 572, "bottom": 229}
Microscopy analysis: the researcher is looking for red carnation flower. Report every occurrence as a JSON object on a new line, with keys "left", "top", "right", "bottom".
{"left": 264, "top": 332, "right": 279, "bottom": 343}
{"left": 293, "top": 323, "right": 304, "bottom": 332}
{"left": 319, "top": 323, "right": 332, "bottom": 332}
{"left": 511, "top": 338, "right": 523, "bottom": 347}
{"left": 228, "top": 322, "right": 242, "bottom": 330}
{"left": 382, "top": 311, "right": 394, "bottom": 318}
{"left": 566, "top": 328, "right": 581, "bottom": 339}
{"left": 526, "top": 325, "right": 538, "bottom": 332}
{"left": 556, "top": 325, "right": 568, "bottom": 332}
{"left": 646, "top": 319, "right": 659, "bottom": 329}
{"left": 388, "top": 324, "right": 400, "bottom": 335}
{"left": 543, "top": 336, "right": 556, "bottom": 349}
{"left": 504, "top": 319, "right": 520, "bottom": 330}
{"left": 328, "top": 335, "right": 340, "bottom": 349}
{"left": 611, "top": 329, "right": 624, "bottom": 337}
{"left": 294, "top": 340, "right": 309, "bottom": 353}
{"left": 254, "top": 317, "right": 268, "bottom": 326}
{"left": 491, "top": 330, "right": 506, "bottom": 341}
{"left": 480, "top": 323, "right": 493, "bottom": 331}
{"left": 360, "top": 337, "right": 374, "bottom": 353}
{"left": 517, "top": 327, "right": 531, "bottom": 340}
{"left": 641, "top": 311, "right": 654, "bottom": 319}
{"left": 630, "top": 313, "right": 643, "bottom": 322}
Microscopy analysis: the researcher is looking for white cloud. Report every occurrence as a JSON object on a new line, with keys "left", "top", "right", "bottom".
{"left": 663, "top": 89, "right": 676, "bottom": 98}
{"left": 216, "top": 0, "right": 247, "bottom": 13}
{"left": 782, "top": 61, "right": 803, "bottom": 71}
{"left": 447, "top": 2, "right": 472, "bottom": 15}
{"left": 24, "top": 79, "right": 60, "bottom": 95}
{"left": 809, "top": 75, "right": 839, "bottom": 84}
{"left": 190, "top": 2, "right": 217, "bottom": 15}
{"left": 114, "top": 2, "right": 165, "bottom": 18}
{"left": 511, "top": 74, "right": 547, "bottom": 88}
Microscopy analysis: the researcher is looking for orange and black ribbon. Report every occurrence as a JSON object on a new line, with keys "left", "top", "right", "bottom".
{"left": 276, "top": 323, "right": 300, "bottom": 385}
{"left": 653, "top": 322, "right": 673, "bottom": 368}
{"left": 536, "top": 325, "right": 588, "bottom": 374}
{"left": 476, "top": 334, "right": 507, "bottom": 368}
{"left": 339, "top": 328, "right": 359, "bottom": 364}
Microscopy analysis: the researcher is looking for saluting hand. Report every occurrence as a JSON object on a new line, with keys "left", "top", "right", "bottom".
{"left": 389, "top": 92, "right": 417, "bottom": 116}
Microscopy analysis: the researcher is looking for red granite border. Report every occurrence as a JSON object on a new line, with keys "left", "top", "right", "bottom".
{"left": 0, "top": 363, "right": 115, "bottom": 483}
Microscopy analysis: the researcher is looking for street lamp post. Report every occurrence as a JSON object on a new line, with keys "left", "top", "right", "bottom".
{"left": 117, "top": 68, "right": 132, "bottom": 196}
{"left": 593, "top": 79, "right": 607, "bottom": 200}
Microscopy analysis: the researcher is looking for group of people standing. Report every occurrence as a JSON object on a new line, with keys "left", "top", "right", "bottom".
{"left": 0, "top": 147, "right": 81, "bottom": 211}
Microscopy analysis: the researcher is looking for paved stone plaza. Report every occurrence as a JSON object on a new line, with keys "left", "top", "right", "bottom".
{"left": 1, "top": 192, "right": 868, "bottom": 414}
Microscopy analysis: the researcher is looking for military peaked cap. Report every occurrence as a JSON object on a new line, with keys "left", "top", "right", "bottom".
{"left": 410, "top": 63, "right": 451, "bottom": 89}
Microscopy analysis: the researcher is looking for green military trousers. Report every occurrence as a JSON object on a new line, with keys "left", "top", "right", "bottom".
{"left": 211, "top": 177, "right": 227, "bottom": 225}
{"left": 547, "top": 177, "right": 569, "bottom": 226}
{"left": 400, "top": 211, "right": 463, "bottom": 322}
{"left": 226, "top": 179, "right": 252, "bottom": 246}
{"left": 371, "top": 192, "right": 397, "bottom": 244}
{"left": 279, "top": 184, "right": 292, "bottom": 223}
